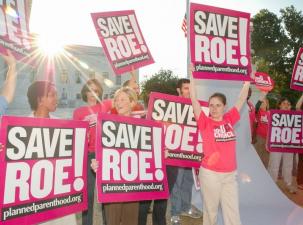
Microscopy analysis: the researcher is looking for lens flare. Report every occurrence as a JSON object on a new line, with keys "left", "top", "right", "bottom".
{"left": 5, "top": 6, "right": 18, "bottom": 18}
{"left": 104, "top": 78, "right": 114, "bottom": 88}
{"left": 239, "top": 172, "right": 252, "bottom": 183}
{"left": 36, "top": 35, "right": 64, "bottom": 56}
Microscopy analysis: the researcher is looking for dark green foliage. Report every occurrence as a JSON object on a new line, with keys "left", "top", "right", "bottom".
{"left": 140, "top": 69, "right": 179, "bottom": 106}
{"left": 251, "top": 5, "right": 303, "bottom": 105}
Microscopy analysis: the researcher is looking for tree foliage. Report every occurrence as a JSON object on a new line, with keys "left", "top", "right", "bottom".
{"left": 251, "top": 6, "right": 303, "bottom": 106}
{"left": 140, "top": 69, "right": 179, "bottom": 106}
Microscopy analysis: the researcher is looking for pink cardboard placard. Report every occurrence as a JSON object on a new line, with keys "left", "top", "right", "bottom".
{"left": 254, "top": 72, "right": 274, "bottom": 92}
{"left": 147, "top": 92, "right": 208, "bottom": 168}
{"left": 95, "top": 113, "right": 168, "bottom": 203}
{"left": 290, "top": 48, "right": 303, "bottom": 91}
{"left": 267, "top": 110, "right": 303, "bottom": 153}
{"left": 190, "top": 3, "right": 251, "bottom": 81}
{"left": 91, "top": 10, "right": 154, "bottom": 75}
{"left": 0, "top": 1, "right": 33, "bottom": 63}
{"left": 0, "top": 116, "right": 88, "bottom": 225}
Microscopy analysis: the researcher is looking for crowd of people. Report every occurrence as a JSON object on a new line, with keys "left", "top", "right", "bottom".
{"left": 0, "top": 49, "right": 303, "bottom": 225}
{"left": 250, "top": 87, "right": 303, "bottom": 195}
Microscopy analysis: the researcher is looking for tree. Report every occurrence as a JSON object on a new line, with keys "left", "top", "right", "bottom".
{"left": 280, "top": 6, "right": 303, "bottom": 65}
{"left": 251, "top": 6, "right": 303, "bottom": 106}
{"left": 251, "top": 9, "right": 287, "bottom": 69}
{"left": 140, "top": 69, "right": 179, "bottom": 106}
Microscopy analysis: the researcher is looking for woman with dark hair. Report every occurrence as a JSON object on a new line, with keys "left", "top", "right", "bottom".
{"left": 268, "top": 97, "right": 297, "bottom": 194}
{"left": 73, "top": 78, "right": 112, "bottom": 225}
{"left": 296, "top": 94, "right": 303, "bottom": 190}
{"left": 189, "top": 64, "right": 250, "bottom": 225}
{"left": 27, "top": 80, "right": 77, "bottom": 225}
{"left": 253, "top": 92, "right": 270, "bottom": 167}
{"left": 27, "top": 81, "right": 58, "bottom": 117}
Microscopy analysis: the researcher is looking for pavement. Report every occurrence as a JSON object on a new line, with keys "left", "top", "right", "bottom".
{"left": 74, "top": 176, "right": 303, "bottom": 225}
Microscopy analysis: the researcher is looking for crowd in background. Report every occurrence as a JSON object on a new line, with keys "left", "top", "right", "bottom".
{"left": 1, "top": 50, "right": 303, "bottom": 225}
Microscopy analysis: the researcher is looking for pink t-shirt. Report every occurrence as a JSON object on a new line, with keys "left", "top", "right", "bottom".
{"left": 255, "top": 108, "right": 269, "bottom": 138}
{"left": 73, "top": 99, "right": 112, "bottom": 152}
{"left": 197, "top": 107, "right": 240, "bottom": 172}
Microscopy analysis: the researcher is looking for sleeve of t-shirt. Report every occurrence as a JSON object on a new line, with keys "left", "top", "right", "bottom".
{"left": 198, "top": 110, "right": 208, "bottom": 130}
{"left": 101, "top": 99, "right": 112, "bottom": 113}
{"left": 225, "top": 107, "right": 240, "bottom": 126}
{"left": 73, "top": 108, "right": 81, "bottom": 120}
{"left": 0, "top": 96, "right": 8, "bottom": 116}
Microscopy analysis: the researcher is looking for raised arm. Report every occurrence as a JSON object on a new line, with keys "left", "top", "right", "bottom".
{"left": 235, "top": 81, "right": 251, "bottom": 112}
{"left": 129, "top": 66, "right": 137, "bottom": 84}
{"left": 189, "top": 64, "right": 202, "bottom": 120}
{"left": 255, "top": 90, "right": 268, "bottom": 113}
{"left": 1, "top": 50, "right": 17, "bottom": 104}
{"left": 296, "top": 94, "right": 303, "bottom": 110}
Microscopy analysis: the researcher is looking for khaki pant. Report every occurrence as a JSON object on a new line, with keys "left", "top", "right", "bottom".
{"left": 268, "top": 152, "right": 294, "bottom": 185}
{"left": 199, "top": 167, "right": 241, "bottom": 225}
{"left": 104, "top": 202, "right": 139, "bottom": 225}
{"left": 254, "top": 135, "right": 269, "bottom": 168}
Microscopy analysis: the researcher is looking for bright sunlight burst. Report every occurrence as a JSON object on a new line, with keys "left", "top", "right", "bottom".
{"left": 36, "top": 35, "right": 65, "bottom": 57}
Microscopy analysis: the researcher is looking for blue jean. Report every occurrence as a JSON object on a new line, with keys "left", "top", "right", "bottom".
{"left": 170, "top": 167, "right": 194, "bottom": 216}
{"left": 82, "top": 152, "right": 102, "bottom": 225}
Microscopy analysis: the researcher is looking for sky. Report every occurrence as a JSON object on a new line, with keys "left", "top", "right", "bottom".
{"left": 30, "top": 0, "right": 303, "bottom": 82}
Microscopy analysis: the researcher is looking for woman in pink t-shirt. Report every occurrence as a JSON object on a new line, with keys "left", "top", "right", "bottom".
{"left": 73, "top": 79, "right": 112, "bottom": 225}
{"left": 253, "top": 94, "right": 270, "bottom": 168}
{"left": 268, "top": 97, "right": 297, "bottom": 194}
{"left": 247, "top": 88, "right": 257, "bottom": 143}
{"left": 189, "top": 67, "right": 250, "bottom": 225}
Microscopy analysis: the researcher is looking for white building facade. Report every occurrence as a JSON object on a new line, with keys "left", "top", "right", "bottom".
{"left": 1, "top": 44, "right": 138, "bottom": 118}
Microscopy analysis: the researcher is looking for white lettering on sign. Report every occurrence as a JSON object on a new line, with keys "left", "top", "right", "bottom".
{"left": 271, "top": 114, "right": 302, "bottom": 127}
{"left": 6, "top": 127, "right": 73, "bottom": 160}
{"left": 102, "top": 121, "right": 152, "bottom": 150}
{"left": 96, "top": 14, "right": 146, "bottom": 61}
{"left": 194, "top": 10, "right": 249, "bottom": 67}
{"left": 0, "top": 0, "right": 30, "bottom": 49}
{"left": 102, "top": 149, "right": 153, "bottom": 181}
{"left": 4, "top": 159, "right": 72, "bottom": 204}
{"left": 152, "top": 99, "right": 196, "bottom": 126}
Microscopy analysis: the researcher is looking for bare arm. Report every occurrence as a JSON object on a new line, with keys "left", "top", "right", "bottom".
{"left": 235, "top": 81, "right": 251, "bottom": 112}
{"left": 296, "top": 94, "right": 303, "bottom": 110}
{"left": 1, "top": 50, "right": 17, "bottom": 104}
{"left": 189, "top": 64, "right": 201, "bottom": 120}
{"left": 90, "top": 158, "right": 99, "bottom": 173}
{"left": 258, "top": 90, "right": 268, "bottom": 101}
{"left": 129, "top": 66, "right": 137, "bottom": 84}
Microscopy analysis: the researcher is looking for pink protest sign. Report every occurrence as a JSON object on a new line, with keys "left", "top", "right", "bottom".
{"left": 91, "top": 10, "right": 154, "bottom": 75}
{"left": 267, "top": 110, "right": 303, "bottom": 153}
{"left": 190, "top": 3, "right": 251, "bottom": 81}
{"left": 0, "top": 116, "right": 88, "bottom": 225}
{"left": 254, "top": 72, "right": 274, "bottom": 92}
{"left": 290, "top": 48, "right": 303, "bottom": 91}
{"left": 147, "top": 92, "right": 208, "bottom": 168}
{"left": 95, "top": 113, "right": 168, "bottom": 203}
{"left": 0, "top": 0, "right": 33, "bottom": 62}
